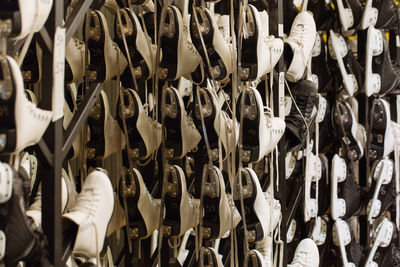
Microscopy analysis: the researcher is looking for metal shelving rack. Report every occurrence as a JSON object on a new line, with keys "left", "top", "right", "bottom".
{"left": 31, "top": 0, "right": 289, "bottom": 266}
{"left": 34, "top": 0, "right": 105, "bottom": 265}
{"left": 271, "top": 1, "right": 298, "bottom": 267}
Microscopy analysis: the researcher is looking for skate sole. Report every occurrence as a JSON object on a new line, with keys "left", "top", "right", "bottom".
{"left": 233, "top": 168, "right": 264, "bottom": 242}
{"left": 118, "top": 89, "right": 148, "bottom": 160}
{"left": 0, "top": 56, "right": 18, "bottom": 153}
{"left": 164, "top": 87, "right": 184, "bottom": 159}
{"left": 194, "top": 87, "right": 219, "bottom": 160}
{"left": 118, "top": 168, "right": 149, "bottom": 239}
{"left": 202, "top": 166, "right": 222, "bottom": 239}
{"left": 158, "top": 6, "right": 181, "bottom": 81}
{"left": 369, "top": 99, "right": 388, "bottom": 161}
{"left": 333, "top": 102, "right": 361, "bottom": 161}
{"left": 241, "top": 5, "right": 261, "bottom": 81}
{"left": 115, "top": 8, "right": 150, "bottom": 82}
{"left": 87, "top": 91, "right": 106, "bottom": 159}
{"left": 328, "top": 30, "right": 357, "bottom": 96}
{"left": 191, "top": 7, "right": 227, "bottom": 81}
{"left": 86, "top": 11, "right": 107, "bottom": 82}
{"left": 164, "top": 165, "right": 184, "bottom": 237}
{"left": 237, "top": 88, "right": 261, "bottom": 163}
{"left": 331, "top": 155, "right": 347, "bottom": 220}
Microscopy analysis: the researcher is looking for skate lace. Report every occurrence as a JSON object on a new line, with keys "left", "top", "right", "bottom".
{"left": 27, "top": 101, "right": 51, "bottom": 121}
{"left": 291, "top": 251, "right": 310, "bottom": 265}
{"left": 290, "top": 25, "right": 306, "bottom": 48}
{"left": 72, "top": 187, "right": 100, "bottom": 220}
{"left": 29, "top": 187, "right": 42, "bottom": 211}
{"left": 287, "top": 94, "right": 315, "bottom": 133}
{"left": 217, "top": 16, "right": 231, "bottom": 44}
{"left": 74, "top": 38, "right": 85, "bottom": 52}
{"left": 72, "top": 186, "right": 101, "bottom": 266}
{"left": 263, "top": 106, "right": 273, "bottom": 127}
{"left": 142, "top": 103, "right": 158, "bottom": 126}
{"left": 186, "top": 112, "right": 197, "bottom": 130}
{"left": 221, "top": 111, "right": 235, "bottom": 134}
{"left": 288, "top": 24, "right": 311, "bottom": 73}
{"left": 183, "top": 25, "right": 199, "bottom": 55}
{"left": 267, "top": 37, "right": 283, "bottom": 63}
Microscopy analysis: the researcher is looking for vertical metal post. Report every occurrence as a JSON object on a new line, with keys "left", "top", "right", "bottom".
{"left": 39, "top": 0, "right": 64, "bottom": 265}
{"left": 274, "top": 0, "right": 287, "bottom": 266}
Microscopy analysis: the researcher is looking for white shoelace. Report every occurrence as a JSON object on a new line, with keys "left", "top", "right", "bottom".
{"left": 291, "top": 251, "right": 309, "bottom": 265}
{"left": 72, "top": 187, "right": 101, "bottom": 266}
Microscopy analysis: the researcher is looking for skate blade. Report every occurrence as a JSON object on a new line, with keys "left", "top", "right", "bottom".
{"left": 311, "top": 217, "right": 327, "bottom": 245}
{"left": 312, "top": 33, "right": 321, "bottom": 57}
{"left": 0, "top": 230, "right": 4, "bottom": 260}
{"left": 309, "top": 154, "right": 322, "bottom": 182}
{"left": 365, "top": 219, "right": 394, "bottom": 266}
{"left": 328, "top": 31, "right": 357, "bottom": 96}
{"left": 332, "top": 219, "right": 351, "bottom": 246}
{"left": 305, "top": 198, "right": 317, "bottom": 220}
{"left": 344, "top": 74, "right": 358, "bottom": 96}
{"left": 332, "top": 198, "right": 346, "bottom": 221}
{"left": 333, "top": 219, "right": 355, "bottom": 267}
{"left": 0, "top": 163, "right": 12, "bottom": 203}
{"left": 374, "top": 219, "right": 394, "bottom": 247}
{"left": 367, "top": 159, "right": 393, "bottom": 221}
{"left": 340, "top": 7, "right": 354, "bottom": 31}
{"left": 360, "top": 0, "right": 378, "bottom": 30}
{"left": 285, "top": 152, "right": 297, "bottom": 179}
{"left": 367, "top": 199, "right": 381, "bottom": 220}
{"left": 373, "top": 158, "right": 393, "bottom": 185}
{"left": 365, "top": 27, "right": 383, "bottom": 96}
{"left": 328, "top": 30, "right": 348, "bottom": 60}
{"left": 316, "top": 95, "right": 327, "bottom": 123}
{"left": 331, "top": 156, "right": 346, "bottom": 221}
